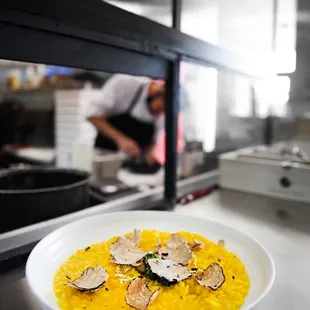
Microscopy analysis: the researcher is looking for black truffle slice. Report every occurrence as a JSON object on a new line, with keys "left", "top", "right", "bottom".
{"left": 157, "top": 243, "right": 193, "bottom": 265}
{"left": 125, "top": 277, "right": 159, "bottom": 310}
{"left": 67, "top": 265, "right": 108, "bottom": 292}
{"left": 147, "top": 258, "right": 192, "bottom": 285}
{"left": 218, "top": 239, "right": 225, "bottom": 247}
{"left": 194, "top": 263, "right": 225, "bottom": 291}
{"left": 110, "top": 236, "right": 147, "bottom": 265}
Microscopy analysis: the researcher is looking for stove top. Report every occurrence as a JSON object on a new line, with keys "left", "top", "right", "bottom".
{"left": 238, "top": 141, "right": 310, "bottom": 165}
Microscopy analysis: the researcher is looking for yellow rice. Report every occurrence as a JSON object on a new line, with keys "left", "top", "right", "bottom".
{"left": 53, "top": 230, "right": 250, "bottom": 310}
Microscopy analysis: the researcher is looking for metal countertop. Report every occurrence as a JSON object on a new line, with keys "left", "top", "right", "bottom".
{"left": 1, "top": 188, "right": 310, "bottom": 309}
{"left": 175, "top": 190, "right": 310, "bottom": 310}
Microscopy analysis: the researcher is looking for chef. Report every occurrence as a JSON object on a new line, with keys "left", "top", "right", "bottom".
{"left": 87, "top": 74, "right": 165, "bottom": 166}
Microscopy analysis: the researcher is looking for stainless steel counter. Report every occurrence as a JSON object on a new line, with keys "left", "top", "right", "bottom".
{"left": 2, "top": 187, "right": 310, "bottom": 309}
{"left": 0, "top": 266, "right": 41, "bottom": 310}
{"left": 175, "top": 190, "right": 310, "bottom": 309}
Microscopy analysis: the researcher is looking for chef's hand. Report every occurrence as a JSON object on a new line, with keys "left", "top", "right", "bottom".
{"left": 145, "top": 148, "right": 156, "bottom": 165}
{"left": 117, "top": 136, "right": 140, "bottom": 159}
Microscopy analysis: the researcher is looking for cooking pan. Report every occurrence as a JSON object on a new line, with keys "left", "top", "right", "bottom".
{"left": 0, "top": 168, "right": 89, "bottom": 233}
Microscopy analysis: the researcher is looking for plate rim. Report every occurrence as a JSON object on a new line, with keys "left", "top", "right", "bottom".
{"left": 26, "top": 210, "right": 275, "bottom": 310}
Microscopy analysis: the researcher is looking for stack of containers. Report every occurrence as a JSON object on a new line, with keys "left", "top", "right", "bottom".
{"left": 54, "top": 89, "right": 99, "bottom": 168}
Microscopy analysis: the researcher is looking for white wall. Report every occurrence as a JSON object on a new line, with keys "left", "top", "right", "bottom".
{"left": 105, "top": 0, "right": 172, "bottom": 26}
{"left": 218, "top": 0, "right": 274, "bottom": 56}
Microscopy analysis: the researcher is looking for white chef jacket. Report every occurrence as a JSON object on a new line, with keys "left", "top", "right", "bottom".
{"left": 87, "top": 74, "right": 164, "bottom": 139}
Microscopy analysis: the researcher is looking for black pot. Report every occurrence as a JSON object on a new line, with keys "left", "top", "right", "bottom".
{"left": 0, "top": 168, "right": 89, "bottom": 233}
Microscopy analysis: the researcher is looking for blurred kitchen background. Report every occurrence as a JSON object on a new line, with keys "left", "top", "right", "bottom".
{"left": 2, "top": 0, "right": 310, "bottom": 225}
{"left": 0, "top": 60, "right": 285, "bottom": 174}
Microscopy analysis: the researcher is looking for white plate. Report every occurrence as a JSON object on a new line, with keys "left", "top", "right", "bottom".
{"left": 26, "top": 211, "right": 275, "bottom": 310}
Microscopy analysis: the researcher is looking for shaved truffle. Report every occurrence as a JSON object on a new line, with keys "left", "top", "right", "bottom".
{"left": 147, "top": 258, "right": 192, "bottom": 284}
{"left": 189, "top": 239, "right": 203, "bottom": 250}
{"left": 218, "top": 239, "right": 225, "bottom": 247}
{"left": 155, "top": 239, "right": 162, "bottom": 249}
{"left": 135, "top": 254, "right": 160, "bottom": 274}
{"left": 110, "top": 237, "right": 147, "bottom": 265}
{"left": 127, "top": 229, "right": 141, "bottom": 248}
{"left": 125, "top": 277, "right": 159, "bottom": 310}
{"left": 166, "top": 233, "right": 187, "bottom": 248}
{"left": 67, "top": 265, "right": 108, "bottom": 292}
{"left": 158, "top": 243, "right": 193, "bottom": 265}
{"left": 195, "top": 263, "right": 225, "bottom": 290}
{"left": 135, "top": 261, "right": 146, "bottom": 274}
{"left": 166, "top": 233, "right": 204, "bottom": 251}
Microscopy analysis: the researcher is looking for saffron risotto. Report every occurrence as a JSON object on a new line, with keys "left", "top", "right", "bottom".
{"left": 53, "top": 230, "right": 250, "bottom": 309}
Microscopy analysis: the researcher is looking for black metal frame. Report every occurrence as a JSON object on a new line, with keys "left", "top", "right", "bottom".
{"left": 172, "top": 0, "right": 182, "bottom": 30}
{"left": 0, "top": 21, "right": 168, "bottom": 78}
{"left": 164, "top": 60, "right": 180, "bottom": 207}
{"left": 272, "top": 0, "right": 279, "bottom": 52}
{"left": 164, "top": 0, "right": 181, "bottom": 207}
{"left": 0, "top": 0, "right": 272, "bottom": 208}
{"left": 0, "top": 0, "right": 269, "bottom": 78}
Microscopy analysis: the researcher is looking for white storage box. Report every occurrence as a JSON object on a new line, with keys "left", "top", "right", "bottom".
{"left": 220, "top": 143, "right": 310, "bottom": 203}
{"left": 54, "top": 89, "right": 99, "bottom": 167}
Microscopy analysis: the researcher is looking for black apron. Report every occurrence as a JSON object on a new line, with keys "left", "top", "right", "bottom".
{"left": 95, "top": 85, "right": 155, "bottom": 150}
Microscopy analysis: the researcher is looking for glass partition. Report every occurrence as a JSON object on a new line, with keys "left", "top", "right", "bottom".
{"left": 181, "top": 0, "right": 274, "bottom": 55}
{"left": 0, "top": 60, "right": 166, "bottom": 182}
{"left": 0, "top": 0, "right": 280, "bottom": 206}
{"left": 180, "top": 60, "right": 268, "bottom": 176}
{"left": 104, "top": 0, "right": 172, "bottom": 27}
